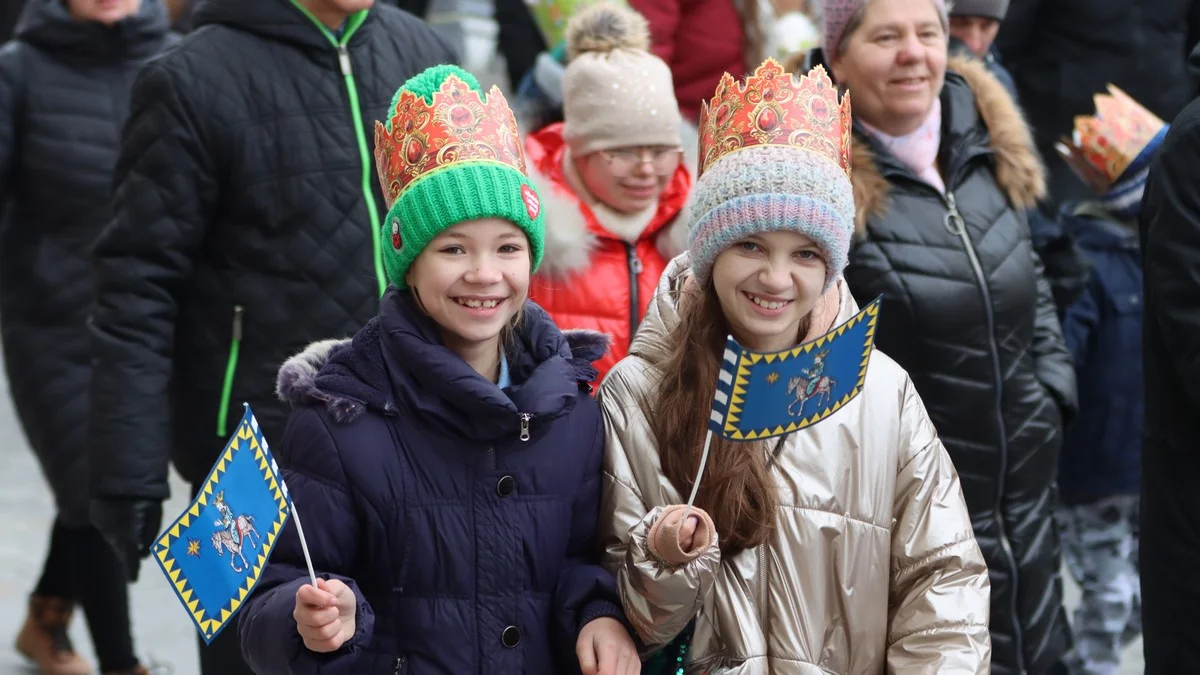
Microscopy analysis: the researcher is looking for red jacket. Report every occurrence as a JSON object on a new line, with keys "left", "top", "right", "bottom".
{"left": 525, "top": 124, "right": 692, "bottom": 381}
{"left": 628, "top": 0, "right": 747, "bottom": 120}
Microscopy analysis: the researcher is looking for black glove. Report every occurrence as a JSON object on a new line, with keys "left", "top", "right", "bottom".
{"left": 91, "top": 497, "right": 163, "bottom": 582}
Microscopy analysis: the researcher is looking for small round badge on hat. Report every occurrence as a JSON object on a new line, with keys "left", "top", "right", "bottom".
{"left": 391, "top": 219, "right": 402, "bottom": 250}
{"left": 521, "top": 184, "right": 541, "bottom": 220}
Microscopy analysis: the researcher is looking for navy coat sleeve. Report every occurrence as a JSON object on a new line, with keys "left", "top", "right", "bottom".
{"left": 239, "top": 407, "right": 375, "bottom": 675}
{"left": 1061, "top": 271, "right": 1101, "bottom": 370}
{"left": 1030, "top": 249, "right": 1079, "bottom": 419}
{"left": 88, "top": 60, "right": 219, "bottom": 499}
{"left": 552, "top": 396, "right": 625, "bottom": 662}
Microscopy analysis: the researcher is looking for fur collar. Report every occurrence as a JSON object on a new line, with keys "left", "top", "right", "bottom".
{"left": 275, "top": 329, "right": 611, "bottom": 424}
{"left": 851, "top": 55, "right": 1046, "bottom": 235}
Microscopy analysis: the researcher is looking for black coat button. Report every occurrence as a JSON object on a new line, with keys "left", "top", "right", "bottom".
{"left": 496, "top": 475, "right": 516, "bottom": 497}
{"left": 502, "top": 625, "right": 521, "bottom": 648}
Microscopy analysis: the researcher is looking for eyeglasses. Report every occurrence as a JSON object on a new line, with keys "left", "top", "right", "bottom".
{"left": 599, "top": 146, "right": 682, "bottom": 175}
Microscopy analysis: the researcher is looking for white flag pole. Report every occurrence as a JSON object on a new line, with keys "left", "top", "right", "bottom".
{"left": 680, "top": 429, "right": 715, "bottom": 523}
{"left": 289, "top": 502, "right": 319, "bottom": 588}
{"left": 245, "top": 402, "right": 318, "bottom": 588}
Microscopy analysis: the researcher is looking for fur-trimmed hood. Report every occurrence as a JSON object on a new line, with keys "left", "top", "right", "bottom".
{"left": 851, "top": 55, "right": 1046, "bottom": 235}
{"left": 276, "top": 315, "right": 611, "bottom": 425}
{"left": 525, "top": 123, "right": 694, "bottom": 279}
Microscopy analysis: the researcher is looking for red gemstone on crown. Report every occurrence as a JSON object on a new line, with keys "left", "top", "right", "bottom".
{"left": 406, "top": 139, "right": 423, "bottom": 164}
{"left": 449, "top": 105, "right": 474, "bottom": 129}
{"left": 756, "top": 107, "right": 778, "bottom": 132}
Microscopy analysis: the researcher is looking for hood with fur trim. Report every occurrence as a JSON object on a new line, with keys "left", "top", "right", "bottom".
{"left": 525, "top": 123, "right": 694, "bottom": 279}
{"left": 276, "top": 324, "right": 611, "bottom": 424}
{"left": 850, "top": 54, "right": 1046, "bottom": 235}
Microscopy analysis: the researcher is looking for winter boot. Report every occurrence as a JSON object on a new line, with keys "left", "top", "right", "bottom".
{"left": 14, "top": 595, "right": 92, "bottom": 675}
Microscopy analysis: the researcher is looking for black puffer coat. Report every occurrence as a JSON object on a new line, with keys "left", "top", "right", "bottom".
{"left": 1138, "top": 44, "right": 1200, "bottom": 674}
{"left": 88, "top": 0, "right": 455, "bottom": 500}
{"left": 0, "top": 0, "right": 172, "bottom": 526}
{"left": 843, "top": 57, "right": 1077, "bottom": 675}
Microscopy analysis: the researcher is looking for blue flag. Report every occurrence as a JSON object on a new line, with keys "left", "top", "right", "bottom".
{"left": 152, "top": 406, "right": 292, "bottom": 644}
{"left": 708, "top": 297, "right": 881, "bottom": 441}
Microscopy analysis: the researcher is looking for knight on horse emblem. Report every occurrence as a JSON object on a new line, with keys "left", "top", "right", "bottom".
{"left": 210, "top": 490, "right": 262, "bottom": 573}
{"left": 786, "top": 350, "right": 837, "bottom": 418}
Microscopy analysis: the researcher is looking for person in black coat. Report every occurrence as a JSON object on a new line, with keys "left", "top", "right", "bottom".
{"left": 996, "top": 0, "right": 1200, "bottom": 211}
{"left": 1137, "top": 45, "right": 1200, "bottom": 675}
{"left": 822, "top": 1, "right": 1077, "bottom": 672}
{"left": 0, "top": 1, "right": 172, "bottom": 673}
{"left": 85, "top": 0, "right": 455, "bottom": 672}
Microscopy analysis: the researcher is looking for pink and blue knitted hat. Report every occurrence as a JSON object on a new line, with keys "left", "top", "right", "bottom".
{"left": 687, "top": 60, "right": 856, "bottom": 290}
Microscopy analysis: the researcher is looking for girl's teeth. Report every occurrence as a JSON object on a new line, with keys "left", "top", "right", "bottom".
{"left": 749, "top": 294, "right": 787, "bottom": 310}
{"left": 458, "top": 299, "right": 500, "bottom": 309}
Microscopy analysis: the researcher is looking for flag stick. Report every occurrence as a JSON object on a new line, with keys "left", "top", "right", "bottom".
{"left": 289, "top": 502, "right": 319, "bottom": 587}
{"left": 681, "top": 429, "right": 715, "bottom": 523}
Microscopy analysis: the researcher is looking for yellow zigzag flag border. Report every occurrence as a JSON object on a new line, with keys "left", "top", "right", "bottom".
{"left": 723, "top": 299, "right": 880, "bottom": 440}
{"left": 151, "top": 419, "right": 290, "bottom": 643}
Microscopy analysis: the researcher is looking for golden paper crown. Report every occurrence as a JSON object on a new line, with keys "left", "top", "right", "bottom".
{"left": 1056, "top": 84, "right": 1165, "bottom": 190}
{"left": 373, "top": 74, "right": 527, "bottom": 207}
{"left": 697, "top": 59, "right": 852, "bottom": 179}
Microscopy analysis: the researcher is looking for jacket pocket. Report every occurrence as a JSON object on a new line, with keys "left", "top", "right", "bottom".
{"left": 216, "top": 305, "right": 245, "bottom": 437}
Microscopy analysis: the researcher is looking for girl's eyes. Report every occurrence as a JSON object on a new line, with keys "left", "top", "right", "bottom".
{"left": 439, "top": 244, "right": 525, "bottom": 254}
{"left": 739, "top": 241, "right": 761, "bottom": 252}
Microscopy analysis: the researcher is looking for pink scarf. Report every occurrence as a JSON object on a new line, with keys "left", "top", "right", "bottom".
{"left": 861, "top": 99, "right": 945, "bottom": 194}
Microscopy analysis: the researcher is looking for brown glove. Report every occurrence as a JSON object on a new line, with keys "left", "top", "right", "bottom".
{"left": 648, "top": 505, "right": 716, "bottom": 566}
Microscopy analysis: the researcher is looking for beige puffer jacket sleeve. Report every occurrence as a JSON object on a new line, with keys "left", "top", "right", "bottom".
{"left": 887, "top": 376, "right": 992, "bottom": 674}
{"left": 597, "top": 360, "right": 722, "bottom": 649}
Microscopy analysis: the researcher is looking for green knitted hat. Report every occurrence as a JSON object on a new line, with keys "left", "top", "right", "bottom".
{"left": 375, "top": 64, "right": 545, "bottom": 290}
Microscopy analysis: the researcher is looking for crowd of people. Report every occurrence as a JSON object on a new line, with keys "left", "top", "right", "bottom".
{"left": 2, "top": 0, "right": 1199, "bottom": 674}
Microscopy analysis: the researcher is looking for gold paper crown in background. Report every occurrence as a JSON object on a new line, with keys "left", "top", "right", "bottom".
{"left": 697, "top": 59, "right": 852, "bottom": 179}
{"left": 374, "top": 75, "right": 527, "bottom": 207}
{"left": 1056, "top": 84, "right": 1165, "bottom": 190}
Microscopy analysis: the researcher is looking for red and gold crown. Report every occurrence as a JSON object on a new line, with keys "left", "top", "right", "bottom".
{"left": 697, "top": 59, "right": 852, "bottom": 179}
{"left": 1056, "top": 84, "right": 1165, "bottom": 190}
{"left": 374, "top": 74, "right": 527, "bottom": 207}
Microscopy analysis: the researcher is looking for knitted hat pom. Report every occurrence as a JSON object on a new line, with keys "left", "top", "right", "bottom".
{"left": 561, "top": 3, "right": 682, "bottom": 156}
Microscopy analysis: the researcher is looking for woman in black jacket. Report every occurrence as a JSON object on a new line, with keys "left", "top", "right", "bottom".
{"left": 0, "top": 1, "right": 172, "bottom": 673}
{"left": 818, "top": 0, "right": 1077, "bottom": 673}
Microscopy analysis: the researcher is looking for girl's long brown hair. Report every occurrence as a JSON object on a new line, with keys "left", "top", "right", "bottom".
{"left": 649, "top": 281, "right": 806, "bottom": 555}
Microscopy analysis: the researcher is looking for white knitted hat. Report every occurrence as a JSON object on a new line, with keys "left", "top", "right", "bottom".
{"left": 562, "top": 3, "right": 682, "bottom": 155}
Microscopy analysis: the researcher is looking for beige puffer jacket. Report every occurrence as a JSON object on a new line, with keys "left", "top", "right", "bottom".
{"left": 597, "top": 255, "right": 992, "bottom": 674}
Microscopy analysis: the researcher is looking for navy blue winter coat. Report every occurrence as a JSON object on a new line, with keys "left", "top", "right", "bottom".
{"left": 238, "top": 289, "right": 622, "bottom": 674}
{"left": 1058, "top": 204, "right": 1143, "bottom": 504}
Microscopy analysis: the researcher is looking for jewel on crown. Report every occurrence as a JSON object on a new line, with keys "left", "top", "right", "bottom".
{"left": 373, "top": 74, "right": 527, "bottom": 208}
{"left": 697, "top": 59, "right": 852, "bottom": 179}
{"left": 1057, "top": 84, "right": 1165, "bottom": 188}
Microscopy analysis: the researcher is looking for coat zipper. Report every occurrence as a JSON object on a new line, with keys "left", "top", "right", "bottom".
{"left": 216, "top": 305, "right": 245, "bottom": 437}
{"left": 519, "top": 413, "right": 532, "bottom": 442}
{"left": 624, "top": 243, "right": 643, "bottom": 346}
{"left": 394, "top": 656, "right": 407, "bottom": 674}
{"left": 757, "top": 545, "right": 769, "bottom": 634}
{"left": 943, "top": 191, "right": 1025, "bottom": 671}
{"left": 335, "top": 44, "right": 387, "bottom": 297}
{"left": 288, "top": 3, "right": 387, "bottom": 297}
